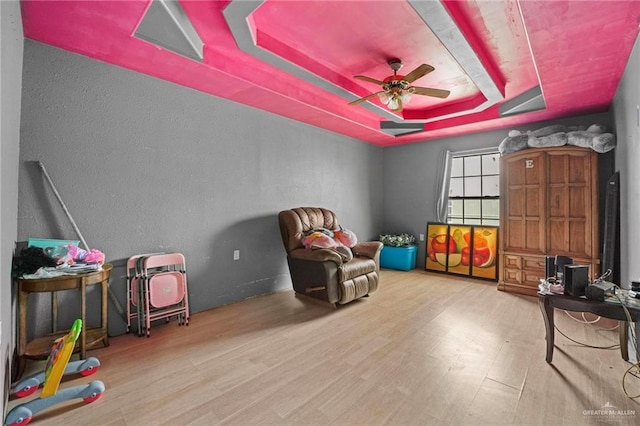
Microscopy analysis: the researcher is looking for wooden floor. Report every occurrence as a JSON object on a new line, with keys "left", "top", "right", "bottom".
{"left": 8, "top": 269, "right": 640, "bottom": 425}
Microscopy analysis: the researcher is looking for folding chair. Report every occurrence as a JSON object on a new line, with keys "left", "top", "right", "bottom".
{"left": 132, "top": 252, "right": 190, "bottom": 337}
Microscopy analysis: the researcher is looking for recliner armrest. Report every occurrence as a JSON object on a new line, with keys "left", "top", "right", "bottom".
{"left": 352, "top": 241, "right": 383, "bottom": 259}
{"left": 288, "top": 247, "right": 344, "bottom": 265}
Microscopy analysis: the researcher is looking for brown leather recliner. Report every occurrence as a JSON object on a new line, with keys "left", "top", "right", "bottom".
{"left": 278, "top": 207, "right": 383, "bottom": 306}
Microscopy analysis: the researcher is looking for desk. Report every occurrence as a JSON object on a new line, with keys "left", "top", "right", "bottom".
{"left": 538, "top": 293, "right": 640, "bottom": 363}
{"left": 17, "top": 264, "right": 112, "bottom": 373}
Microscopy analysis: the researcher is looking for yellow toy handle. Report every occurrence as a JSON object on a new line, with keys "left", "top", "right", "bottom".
{"left": 41, "top": 319, "right": 82, "bottom": 397}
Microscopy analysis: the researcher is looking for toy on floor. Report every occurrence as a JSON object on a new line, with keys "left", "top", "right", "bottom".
{"left": 4, "top": 319, "right": 105, "bottom": 426}
{"left": 11, "top": 357, "right": 100, "bottom": 398}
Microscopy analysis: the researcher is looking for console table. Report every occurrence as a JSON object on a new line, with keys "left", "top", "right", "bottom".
{"left": 17, "top": 264, "right": 112, "bottom": 375}
{"left": 538, "top": 293, "right": 640, "bottom": 363}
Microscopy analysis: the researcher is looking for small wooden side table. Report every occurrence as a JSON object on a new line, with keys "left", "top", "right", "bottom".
{"left": 17, "top": 264, "right": 112, "bottom": 376}
{"left": 538, "top": 292, "right": 640, "bottom": 363}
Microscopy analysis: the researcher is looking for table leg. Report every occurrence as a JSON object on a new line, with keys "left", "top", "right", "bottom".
{"left": 619, "top": 321, "right": 629, "bottom": 361}
{"left": 17, "top": 288, "right": 28, "bottom": 380}
{"left": 101, "top": 277, "right": 109, "bottom": 347}
{"left": 634, "top": 322, "right": 640, "bottom": 361}
{"left": 51, "top": 291, "right": 58, "bottom": 333}
{"left": 538, "top": 296, "right": 555, "bottom": 363}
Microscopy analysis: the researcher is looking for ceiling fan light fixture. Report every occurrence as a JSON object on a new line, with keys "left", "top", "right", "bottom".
{"left": 378, "top": 92, "right": 390, "bottom": 105}
{"left": 387, "top": 96, "right": 400, "bottom": 111}
{"left": 400, "top": 87, "right": 415, "bottom": 104}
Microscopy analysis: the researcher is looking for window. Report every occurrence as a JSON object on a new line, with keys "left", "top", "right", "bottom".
{"left": 446, "top": 151, "right": 500, "bottom": 226}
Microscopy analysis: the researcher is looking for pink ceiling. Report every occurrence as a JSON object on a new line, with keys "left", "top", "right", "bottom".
{"left": 20, "top": 0, "right": 640, "bottom": 147}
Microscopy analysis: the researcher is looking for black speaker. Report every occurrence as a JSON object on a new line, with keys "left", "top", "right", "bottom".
{"left": 602, "top": 172, "right": 619, "bottom": 284}
{"left": 564, "top": 265, "right": 590, "bottom": 297}
{"left": 555, "top": 256, "right": 573, "bottom": 284}
{"left": 545, "top": 256, "right": 556, "bottom": 280}
{"left": 545, "top": 255, "right": 573, "bottom": 283}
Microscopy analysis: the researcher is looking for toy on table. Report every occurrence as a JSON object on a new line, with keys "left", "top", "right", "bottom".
{"left": 4, "top": 319, "right": 105, "bottom": 426}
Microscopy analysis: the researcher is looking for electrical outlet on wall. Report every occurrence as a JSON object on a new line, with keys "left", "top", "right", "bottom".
{"left": 233, "top": 250, "right": 240, "bottom": 261}
{"left": 419, "top": 234, "right": 425, "bottom": 241}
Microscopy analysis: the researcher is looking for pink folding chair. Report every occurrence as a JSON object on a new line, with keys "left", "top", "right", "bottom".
{"left": 138, "top": 253, "right": 190, "bottom": 337}
{"left": 126, "top": 254, "right": 147, "bottom": 336}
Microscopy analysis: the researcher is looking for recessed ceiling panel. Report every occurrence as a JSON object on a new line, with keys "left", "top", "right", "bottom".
{"left": 19, "top": 0, "right": 640, "bottom": 146}
{"left": 251, "top": 0, "right": 477, "bottom": 113}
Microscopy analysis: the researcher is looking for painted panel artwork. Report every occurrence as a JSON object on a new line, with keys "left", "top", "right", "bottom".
{"left": 425, "top": 223, "right": 449, "bottom": 272}
{"left": 470, "top": 226, "right": 498, "bottom": 279}
{"left": 425, "top": 222, "right": 498, "bottom": 281}
{"left": 447, "top": 224, "right": 472, "bottom": 276}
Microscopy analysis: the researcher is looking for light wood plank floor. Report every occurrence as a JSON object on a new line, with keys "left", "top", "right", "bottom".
{"left": 8, "top": 269, "right": 640, "bottom": 425}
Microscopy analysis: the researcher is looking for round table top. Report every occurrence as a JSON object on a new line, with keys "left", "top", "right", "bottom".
{"left": 17, "top": 263, "right": 113, "bottom": 292}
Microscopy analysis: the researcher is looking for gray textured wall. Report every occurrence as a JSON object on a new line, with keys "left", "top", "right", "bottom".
{"left": 382, "top": 112, "right": 613, "bottom": 269}
{"left": 18, "top": 40, "right": 383, "bottom": 338}
{"left": 1, "top": 0, "right": 23, "bottom": 410}
{"left": 612, "top": 34, "right": 640, "bottom": 289}
{"left": 12, "top": 30, "right": 638, "bottom": 380}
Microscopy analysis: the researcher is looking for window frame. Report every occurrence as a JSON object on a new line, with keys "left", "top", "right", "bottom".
{"left": 437, "top": 147, "right": 500, "bottom": 226}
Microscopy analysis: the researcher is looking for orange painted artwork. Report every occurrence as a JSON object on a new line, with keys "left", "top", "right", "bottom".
{"left": 447, "top": 225, "right": 472, "bottom": 276}
{"left": 425, "top": 222, "right": 498, "bottom": 281}
{"left": 469, "top": 227, "right": 498, "bottom": 279}
{"left": 425, "top": 223, "right": 449, "bottom": 272}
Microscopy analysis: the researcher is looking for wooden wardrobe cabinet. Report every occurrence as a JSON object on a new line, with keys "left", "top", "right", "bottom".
{"left": 498, "top": 146, "right": 599, "bottom": 296}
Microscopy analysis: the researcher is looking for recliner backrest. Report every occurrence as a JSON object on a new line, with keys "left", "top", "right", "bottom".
{"left": 278, "top": 207, "right": 340, "bottom": 253}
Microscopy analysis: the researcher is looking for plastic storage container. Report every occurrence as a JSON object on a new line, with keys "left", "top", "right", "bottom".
{"left": 380, "top": 245, "right": 417, "bottom": 271}
{"left": 27, "top": 239, "right": 80, "bottom": 249}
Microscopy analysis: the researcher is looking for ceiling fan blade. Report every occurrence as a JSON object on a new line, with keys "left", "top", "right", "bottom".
{"left": 403, "top": 64, "right": 435, "bottom": 83}
{"left": 354, "top": 75, "right": 385, "bottom": 85}
{"left": 348, "top": 91, "right": 385, "bottom": 106}
{"left": 412, "top": 86, "right": 451, "bottom": 99}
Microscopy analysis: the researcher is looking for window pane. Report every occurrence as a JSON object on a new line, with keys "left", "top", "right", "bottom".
{"left": 482, "top": 153, "right": 500, "bottom": 175}
{"left": 451, "top": 157, "right": 464, "bottom": 177}
{"left": 449, "top": 177, "right": 464, "bottom": 197}
{"left": 449, "top": 216, "right": 464, "bottom": 224}
{"left": 450, "top": 199, "right": 463, "bottom": 217}
{"left": 445, "top": 150, "right": 500, "bottom": 225}
{"left": 464, "top": 176, "right": 482, "bottom": 196}
{"left": 464, "top": 199, "right": 481, "bottom": 217}
{"left": 482, "top": 175, "right": 500, "bottom": 196}
{"left": 464, "top": 156, "right": 481, "bottom": 176}
{"left": 482, "top": 199, "right": 500, "bottom": 218}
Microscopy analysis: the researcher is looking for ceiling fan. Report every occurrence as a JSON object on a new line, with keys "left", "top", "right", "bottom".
{"left": 348, "top": 59, "right": 450, "bottom": 112}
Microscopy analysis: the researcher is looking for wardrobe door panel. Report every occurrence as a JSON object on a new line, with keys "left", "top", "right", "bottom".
{"left": 499, "top": 147, "right": 599, "bottom": 296}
